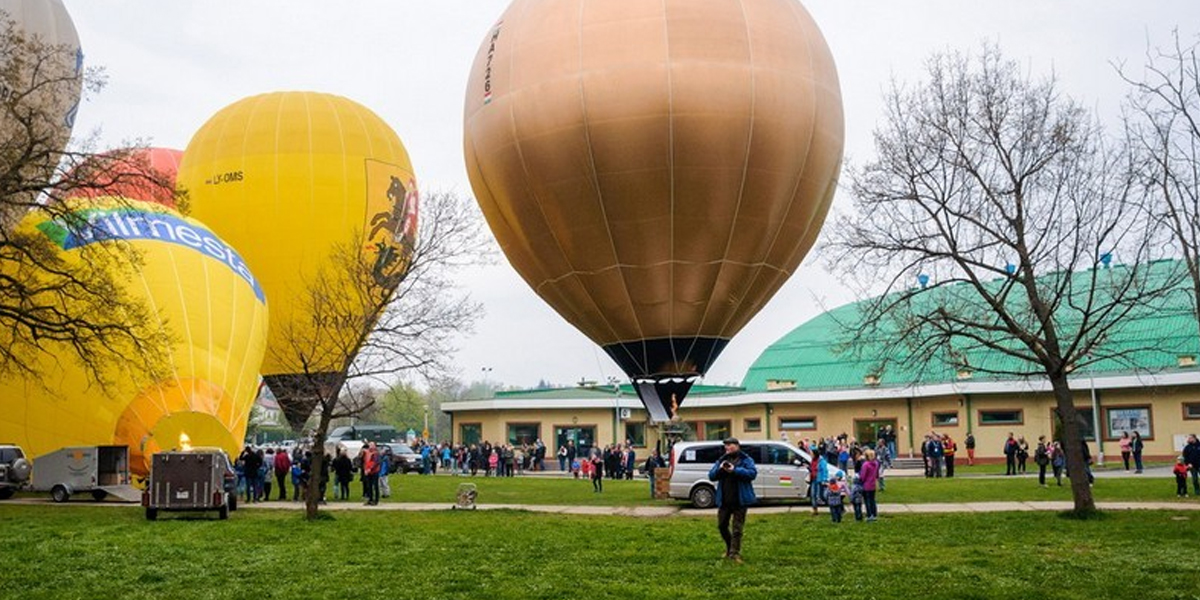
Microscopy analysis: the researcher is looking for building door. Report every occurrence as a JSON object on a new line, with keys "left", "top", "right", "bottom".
{"left": 556, "top": 426, "right": 596, "bottom": 457}
{"left": 854, "top": 419, "right": 897, "bottom": 447}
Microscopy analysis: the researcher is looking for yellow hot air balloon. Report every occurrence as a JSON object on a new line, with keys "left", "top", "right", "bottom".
{"left": 178, "top": 92, "right": 418, "bottom": 430}
{"left": 463, "top": 0, "right": 844, "bottom": 421}
{"left": 0, "top": 0, "right": 84, "bottom": 226}
{"left": 0, "top": 198, "right": 269, "bottom": 475}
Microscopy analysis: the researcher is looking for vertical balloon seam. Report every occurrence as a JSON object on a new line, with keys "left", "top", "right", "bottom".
{"left": 131, "top": 242, "right": 180, "bottom": 418}
{"left": 302, "top": 93, "right": 318, "bottom": 247}
{"left": 209, "top": 97, "right": 251, "bottom": 387}
{"left": 201, "top": 248, "right": 217, "bottom": 415}
{"left": 685, "top": 0, "right": 758, "bottom": 374}
{"left": 344, "top": 94, "right": 374, "bottom": 250}
{"left": 575, "top": 0, "right": 652, "bottom": 367}
{"left": 660, "top": 0, "right": 675, "bottom": 378}
{"left": 324, "top": 93, "right": 352, "bottom": 235}
{"left": 503, "top": 4, "right": 631, "bottom": 357}
{"left": 227, "top": 297, "right": 264, "bottom": 436}
{"left": 163, "top": 241, "right": 199, "bottom": 397}
{"left": 712, "top": 0, "right": 820, "bottom": 344}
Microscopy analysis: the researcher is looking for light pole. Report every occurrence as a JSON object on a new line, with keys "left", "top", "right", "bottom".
{"left": 481, "top": 366, "right": 494, "bottom": 399}
{"left": 608, "top": 376, "right": 622, "bottom": 444}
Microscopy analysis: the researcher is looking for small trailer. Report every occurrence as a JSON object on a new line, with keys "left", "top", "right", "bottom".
{"left": 143, "top": 450, "right": 233, "bottom": 520}
{"left": 31, "top": 445, "right": 141, "bottom": 503}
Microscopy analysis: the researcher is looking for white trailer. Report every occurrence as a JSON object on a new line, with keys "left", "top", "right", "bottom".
{"left": 31, "top": 446, "right": 141, "bottom": 502}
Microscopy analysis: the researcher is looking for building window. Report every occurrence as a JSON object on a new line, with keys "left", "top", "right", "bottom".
{"left": 744, "top": 418, "right": 762, "bottom": 433}
{"left": 460, "top": 423, "right": 482, "bottom": 445}
{"left": 1106, "top": 406, "right": 1153, "bottom": 439}
{"left": 1184, "top": 403, "right": 1200, "bottom": 420}
{"left": 978, "top": 409, "right": 1023, "bottom": 426}
{"left": 932, "top": 412, "right": 959, "bottom": 427}
{"left": 780, "top": 417, "right": 817, "bottom": 431}
{"left": 507, "top": 422, "right": 540, "bottom": 446}
{"left": 624, "top": 422, "right": 646, "bottom": 447}
{"left": 704, "top": 420, "right": 732, "bottom": 442}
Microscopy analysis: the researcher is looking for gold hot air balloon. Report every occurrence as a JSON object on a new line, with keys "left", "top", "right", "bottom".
{"left": 463, "top": 0, "right": 843, "bottom": 421}
{"left": 178, "top": 92, "right": 418, "bottom": 430}
{"left": 0, "top": 198, "right": 270, "bottom": 476}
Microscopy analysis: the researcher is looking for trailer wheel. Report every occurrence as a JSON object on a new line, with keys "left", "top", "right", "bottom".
{"left": 0, "top": 488, "right": 14, "bottom": 500}
{"left": 227, "top": 493, "right": 238, "bottom": 512}
{"left": 146, "top": 507, "right": 158, "bottom": 521}
{"left": 218, "top": 505, "right": 229, "bottom": 520}
{"left": 50, "top": 485, "right": 70, "bottom": 503}
{"left": 91, "top": 490, "right": 109, "bottom": 501}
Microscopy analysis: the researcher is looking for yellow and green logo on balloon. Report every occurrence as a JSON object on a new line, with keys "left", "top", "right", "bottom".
{"left": 0, "top": 197, "right": 269, "bottom": 476}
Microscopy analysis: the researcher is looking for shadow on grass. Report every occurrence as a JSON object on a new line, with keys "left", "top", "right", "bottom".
{"left": 1057, "top": 508, "right": 1108, "bottom": 521}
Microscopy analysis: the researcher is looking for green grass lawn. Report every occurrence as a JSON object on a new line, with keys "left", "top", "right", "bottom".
{"left": 353, "top": 472, "right": 1191, "bottom": 508}
{"left": 0, "top": 505, "right": 1197, "bottom": 599}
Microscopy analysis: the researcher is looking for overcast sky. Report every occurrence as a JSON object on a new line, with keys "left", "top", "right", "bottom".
{"left": 63, "top": 1, "right": 1200, "bottom": 391}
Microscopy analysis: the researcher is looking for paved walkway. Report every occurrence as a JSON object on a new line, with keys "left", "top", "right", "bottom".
{"left": 13, "top": 498, "right": 1188, "bottom": 517}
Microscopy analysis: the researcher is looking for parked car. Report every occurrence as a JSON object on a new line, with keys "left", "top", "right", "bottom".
{"left": 669, "top": 440, "right": 832, "bottom": 509}
{"left": 379, "top": 443, "right": 423, "bottom": 474}
{"left": 324, "top": 425, "right": 399, "bottom": 460}
{"left": 0, "top": 444, "right": 32, "bottom": 500}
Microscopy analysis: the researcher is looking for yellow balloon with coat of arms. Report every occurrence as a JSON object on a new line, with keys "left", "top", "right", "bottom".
{"left": 0, "top": 197, "right": 270, "bottom": 476}
{"left": 177, "top": 91, "right": 418, "bottom": 430}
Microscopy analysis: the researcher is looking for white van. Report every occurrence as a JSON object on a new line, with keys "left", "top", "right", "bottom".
{"left": 669, "top": 440, "right": 824, "bottom": 508}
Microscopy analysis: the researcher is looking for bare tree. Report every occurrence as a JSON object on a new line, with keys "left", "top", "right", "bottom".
{"left": 1119, "top": 31, "right": 1200, "bottom": 331}
{"left": 268, "top": 190, "right": 490, "bottom": 519}
{"left": 1, "top": 18, "right": 175, "bottom": 389}
{"left": 826, "top": 46, "right": 1182, "bottom": 516}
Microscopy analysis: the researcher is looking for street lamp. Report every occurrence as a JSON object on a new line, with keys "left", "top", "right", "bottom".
{"left": 608, "top": 376, "right": 622, "bottom": 444}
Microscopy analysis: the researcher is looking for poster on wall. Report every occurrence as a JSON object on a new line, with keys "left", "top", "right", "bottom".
{"left": 1107, "top": 407, "right": 1151, "bottom": 438}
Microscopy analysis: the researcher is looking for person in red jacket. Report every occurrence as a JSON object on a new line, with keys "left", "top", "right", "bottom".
{"left": 273, "top": 448, "right": 292, "bottom": 501}
{"left": 361, "top": 442, "right": 381, "bottom": 506}
{"left": 1174, "top": 457, "right": 1189, "bottom": 498}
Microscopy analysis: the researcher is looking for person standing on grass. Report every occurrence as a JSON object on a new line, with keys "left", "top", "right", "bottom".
{"left": 965, "top": 432, "right": 976, "bottom": 466}
{"left": 708, "top": 437, "right": 757, "bottom": 563}
{"left": 379, "top": 446, "right": 392, "bottom": 499}
{"left": 1003, "top": 433, "right": 1018, "bottom": 476}
{"left": 643, "top": 451, "right": 665, "bottom": 498}
{"left": 362, "top": 442, "right": 380, "bottom": 506}
{"left": 260, "top": 449, "right": 273, "bottom": 501}
{"left": 273, "top": 447, "right": 291, "bottom": 501}
{"left": 240, "top": 445, "right": 261, "bottom": 504}
{"left": 808, "top": 452, "right": 822, "bottom": 515}
{"left": 1034, "top": 436, "right": 1050, "bottom": 487}
{"left": 825, "top": 474, "right": 848, "bottom": 523}
{"left": 1173, "top": 456, "right": 1189, "bottom": 498}
{"left": 1016, "top": 436, "right": 1030, "bottom": 474}
{"left": 1050, "top": 442, "right": 1065, "bottom": 486}
{"left": 859, "top": 449, "right": 880, "bottom": 521}
{"left": 1119, "top": 431, "right": 1132, "bottom": 471}
{"left": 1184, "top": 434, "right": 1200, "bottom": 496}
{"left": 332, "top": 449, "right": 353, "bottom": 500}
{"left": 558, "top": 444, "right": 569, "bottom": 471}
{"left": 590, "top": 450, "right": 604, "bottom": 492}
{"left": 942, "top": 434, "right": 957, "bottom": 478}
{"left": 625, "top": 447, "right": 637, "bottom": 481}
{"left": 1131, "top": 431, "right": 1145, "bottom": 474}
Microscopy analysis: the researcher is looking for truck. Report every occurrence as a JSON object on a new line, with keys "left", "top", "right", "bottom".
{"left": 143, "top": 450, "right": 234, "bottom": 520}
{"left": 30, "top": 445, "right": 141, "bottom": 503}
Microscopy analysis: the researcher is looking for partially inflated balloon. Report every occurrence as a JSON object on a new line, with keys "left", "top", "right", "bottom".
{"left": 178, "top": 92, "right": 418, "bottom": 430}
{"left": 464, "top": 0, "right": 843, "bottom": 420}
{"left": 0, "top": 198, "right": 269, "bottom": 475}
{"left": 70, "top": 147, "right": 183, "bottom": 208}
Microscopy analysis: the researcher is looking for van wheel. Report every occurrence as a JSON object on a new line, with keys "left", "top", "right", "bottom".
{"left": 91, "top": 490, "right": 109, "bottom": 501}
{"left": 690, "top": 485, "right": 716, "bottom": 509}
{"left": 51, "top": 485, "right": 70, "bottom": 503}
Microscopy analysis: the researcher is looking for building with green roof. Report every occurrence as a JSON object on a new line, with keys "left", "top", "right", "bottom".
{"left": 444, "top": 260, "right": 1200, "bottom": 464}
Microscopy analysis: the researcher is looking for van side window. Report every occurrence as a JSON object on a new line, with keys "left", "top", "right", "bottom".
{"left": 739, "top": 445, "right": 763, "bottom": 464}
{"left": 765, "top": 445, "right": 801, "bottom": 465}
{"left": 681, "top": 446, "right": 724, "bottom": 464}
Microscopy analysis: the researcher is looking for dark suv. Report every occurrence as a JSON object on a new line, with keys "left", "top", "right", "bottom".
{"left": 0, "top": 445, "right": 32, "bottom": 500}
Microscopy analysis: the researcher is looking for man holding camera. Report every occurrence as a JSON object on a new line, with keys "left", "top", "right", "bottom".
{"left": 707, "top": 437, "right": 758, "bottom": 563}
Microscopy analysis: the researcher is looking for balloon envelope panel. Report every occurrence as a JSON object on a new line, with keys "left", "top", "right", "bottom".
{"left": 71, "top": 147, "right": 183, "bottom": 208}
{"left": 464, "top": 0, "right": 843, "bottom": 406}
{"left": 178, "top": 91, "right": 418, "bottom": 379}
{"left": 0, "top": 198, "right": 269, "bottom": 475}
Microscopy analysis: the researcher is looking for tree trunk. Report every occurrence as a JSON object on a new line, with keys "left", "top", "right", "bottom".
{"left": 1048, "top": 373, "right": 1098, "bottom": 516}
{"left": 304, "top": 409, "right": 333, "bottom": 520}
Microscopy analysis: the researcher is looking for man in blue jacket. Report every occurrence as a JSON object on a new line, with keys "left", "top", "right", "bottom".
{"left": 708, "top": 437, "right": 757, "bottom": 563}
